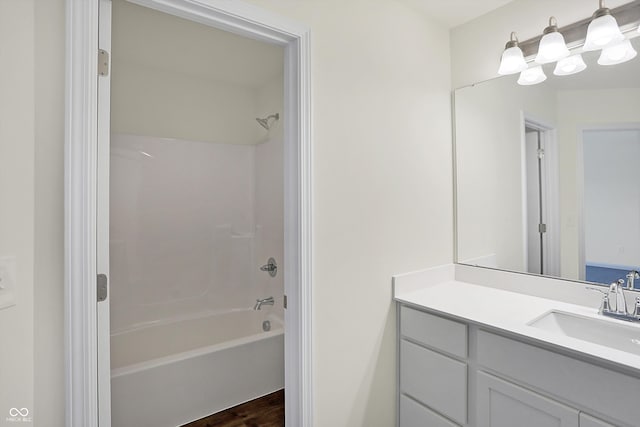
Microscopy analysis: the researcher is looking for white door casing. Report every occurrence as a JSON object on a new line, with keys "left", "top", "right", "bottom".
{"left": 97, "top": 1, "right": 112, "bottom": 426}
{"left": 65, "top": 1, "right": 313, "bottom": 426}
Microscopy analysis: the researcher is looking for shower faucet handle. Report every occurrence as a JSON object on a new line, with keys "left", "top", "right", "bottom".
{"left": 260, "top": 257, "right": 278, "bottom": 277}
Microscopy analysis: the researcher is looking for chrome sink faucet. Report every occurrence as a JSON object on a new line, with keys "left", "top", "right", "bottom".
{"left": 588, "top": 280, "right": 640, "bottom": 322}
{"left": 610, "top": 279, "right": 628, "bottom": 315}
{"left": 254, "top": 296, "right": 275, "bottom": 310}
{"left": 626, "top": 270, "right": 639, "bottom": 290}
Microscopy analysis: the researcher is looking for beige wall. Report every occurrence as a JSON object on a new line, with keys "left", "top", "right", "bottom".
{"left": 24, "top": 0, "right": 453, "bottom": 426}
{"left": 33, "top": 0, "right": 65, "bottom": 425}
{"left": 0, "top": 1, "right": 35, "bottom": 424}
{"left": 244, "top": 1, "right": 453, "bottom": 425}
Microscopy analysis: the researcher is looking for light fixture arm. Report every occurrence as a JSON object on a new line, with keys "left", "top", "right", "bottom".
{"left": 505, "top": 32, "right": 520, "bottom": 49}
{"left": 543, "top": 16, "right": 559, "bottom": 35}
{"left": 593, "top": 0, "right": 612, "bottom": 19}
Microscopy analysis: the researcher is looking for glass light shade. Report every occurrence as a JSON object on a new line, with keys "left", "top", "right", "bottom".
{"left": 535, "top": 32, "right": 570, "bottom": 64}
{"left": 598, "top": 39, "right": 638, "bottom": 65}
{"left": 584, "top": 14, "right": 624, "bottom": 51}
{"left": 518, "top": 66, "right": 547, "bottom": 86}
{"left": 498, "top": 46, "right": 527, "bottom": 75}
{"left": 553, "top": 54, "right": 587, "bottom": 76}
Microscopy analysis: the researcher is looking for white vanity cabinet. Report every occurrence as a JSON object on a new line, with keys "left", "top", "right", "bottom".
{"left": 477, "top": 372, "right": 578, "bottom": 427}
{"left": 579, "top": 414, "right": 617, "bottom": 427}
{"left": 399, "top": 306, "right": 467, "bottom": 426}
{"left": 397, "top": 303, "right": 639, "bottom": 427}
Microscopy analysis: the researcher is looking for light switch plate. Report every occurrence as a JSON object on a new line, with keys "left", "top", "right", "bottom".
{"left": 0, "top": 256, "right": 16, "bottom": 310}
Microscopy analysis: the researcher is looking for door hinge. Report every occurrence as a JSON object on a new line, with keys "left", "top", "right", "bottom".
{"left": 284, "top": 294, "right": 287, "bottom": 309}
{"left": 539, "top": 223, "right": 547, "bottom": 234}
{"left": 97, "top": 274, "right": 108, "bottom": 302}
{"left": 537, "top": 148, "right": 545, "bottom": 160}
{"left": 98, "top": 49, "right": 109, "bottom": 76}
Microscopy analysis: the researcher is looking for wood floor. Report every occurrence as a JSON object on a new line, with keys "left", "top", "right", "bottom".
{"left": 182, "top": 389, "right": 284, "bottom": 427}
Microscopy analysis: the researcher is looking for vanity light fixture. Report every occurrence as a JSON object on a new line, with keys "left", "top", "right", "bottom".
{"left": 584, "top": 0, "right": 625, "bottom": 51}
{"left": 553, "top": 54, "right": 587, "bottom": 76}
{"left": 535, "top": 17, "right": 570, "bottom": 64}
{"left": 598, "top": 39, "right": 638, "bottom": 65}
{"left": 498, "top": 32, "right": 527, "bottom": 75}
{"left": 517, "top": 65, "right": 547, "bottom": 86}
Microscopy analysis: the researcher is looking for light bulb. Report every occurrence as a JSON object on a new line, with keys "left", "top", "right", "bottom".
{"left": 498, "top": 32, "right": 527, "bottom": 75}
{"left": 598, "top": 39, "right": 638, "bottom": 65}
{"left": 535, "top": 17, "right": 570, "bottom": 64}
{"left": 554, "top": 54, "right": 587, "bottom": 76}
{"left": 584, "top": 9, "right": 624, "bottom": 51}
{"left": 518, "top": 66, "right": 547, "bottom": 86}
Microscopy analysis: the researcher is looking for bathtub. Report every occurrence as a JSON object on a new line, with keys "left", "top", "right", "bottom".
{"left": 110, "top": 308, "right": 284, "bottom": 427}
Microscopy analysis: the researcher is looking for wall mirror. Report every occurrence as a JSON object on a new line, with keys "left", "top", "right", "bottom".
{"left": 454, "top": 34, "right": 640, "bottom": 287}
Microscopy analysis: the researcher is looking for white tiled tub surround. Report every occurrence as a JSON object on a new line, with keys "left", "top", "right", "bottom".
{"left": 110, "top": 133, "right": 284, "bottom": 333}
{"left": 393, "top": 264, "right": 640, "bottom": 371}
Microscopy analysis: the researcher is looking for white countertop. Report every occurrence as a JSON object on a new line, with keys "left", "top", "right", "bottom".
{"left": 394, "top": 278, "right": 640, "bottom": 372}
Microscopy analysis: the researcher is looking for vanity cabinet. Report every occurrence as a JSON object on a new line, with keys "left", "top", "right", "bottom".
{"left": 477, "top": 372, "right": 578, "bottom": 427}
{"left": 397, "top": 303, "right": 639, "bottom": 427}
{"left": 579, "top": 414, "right": 616, "bottom": 427}
{"left": 399, "top": 306, "right": 467, "bottom": 426}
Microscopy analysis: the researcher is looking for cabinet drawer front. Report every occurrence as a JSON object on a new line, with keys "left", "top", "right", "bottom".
{"left": 400, "top": 395, "right": 460, "bottom": 427}
{"left": 477, "top": 330, "right": 640, "bottom": 427}
{"left": 400, "top": 340, "right": 467, "bottom": 424}
{"left": 477, "top": 372, "right": 579, "bottom": 427}
{"left": 400, "top": 305, "right": 467, "bottom": 358}
{"left": 579, "top": 413, "right": 616, "bottom": 427}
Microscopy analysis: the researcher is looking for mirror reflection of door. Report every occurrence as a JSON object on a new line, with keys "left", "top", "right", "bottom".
{"left": 524, "top": 122, "right": 560, "bottom": 277}
{"left": 525, "top": 127, "right": 546, "bottom": 275}
{"left": 583, "top": 127, "right": 640, "bottom": 284}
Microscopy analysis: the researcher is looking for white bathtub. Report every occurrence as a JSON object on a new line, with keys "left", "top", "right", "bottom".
{"left": 110, "top": 309, "right": 284, "bottom": 427}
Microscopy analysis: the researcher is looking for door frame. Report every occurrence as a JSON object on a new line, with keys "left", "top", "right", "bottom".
{"left": 64, "top": 1, "right": 313, "bottom": 426}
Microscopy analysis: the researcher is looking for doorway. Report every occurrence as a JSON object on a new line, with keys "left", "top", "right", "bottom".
{"left": 65, "top": 1, "right": 312, "bottom": 426}
{"left": 106, "top": 2, "right": 285, "bottom": 425}
{"left": 580, "top": 126, "right": 640, "bottom": 283}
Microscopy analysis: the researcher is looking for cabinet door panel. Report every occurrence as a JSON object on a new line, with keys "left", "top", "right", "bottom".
{"left": 400, "top": 395, "right": 460, "bottom": 427}
{"left": 579, "top": 413, "right": 616, "bottom": 427}
{"left": 400, "top": 306, "right": 467, "bottom": 358}
{"left": 400, "top": 340, "right": 467, "bottom": 424}
{"left": 477, "top": 372, "right": 579, "bottom": 427}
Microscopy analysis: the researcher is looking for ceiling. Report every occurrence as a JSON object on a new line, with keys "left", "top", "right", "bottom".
{"left": 112, "top": 0, "right": 284, "bottom": 89}
{"left": 405, "top": 0, "right": 518, "bottom": 28}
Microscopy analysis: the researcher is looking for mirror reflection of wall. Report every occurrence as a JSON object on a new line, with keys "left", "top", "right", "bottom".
{"left": 583, "top": 128, "right": 640, "bottom": 284}
{"left": 455, "top": 36, "right": 640, "bottom": 287}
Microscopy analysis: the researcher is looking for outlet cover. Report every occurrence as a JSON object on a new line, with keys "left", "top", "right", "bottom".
{"left": 0, "top": 256, "right": 16, "bottom": 310}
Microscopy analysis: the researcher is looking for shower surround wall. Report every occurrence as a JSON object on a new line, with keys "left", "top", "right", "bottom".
{"left": 110, "top": 130, "right": 283, "bottom": 333}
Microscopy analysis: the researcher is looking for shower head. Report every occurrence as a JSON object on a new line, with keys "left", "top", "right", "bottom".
{"left": 256, "top": 113, "right": 280, "bottom": 130}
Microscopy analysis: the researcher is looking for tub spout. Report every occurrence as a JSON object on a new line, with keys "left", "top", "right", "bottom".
{"left": 254, "top": 296, "right": 275, "bottom": 310}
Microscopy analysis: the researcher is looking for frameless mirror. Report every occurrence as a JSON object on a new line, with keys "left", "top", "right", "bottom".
{"left": 454, "top": 35, "right": 640, "bottom": 287}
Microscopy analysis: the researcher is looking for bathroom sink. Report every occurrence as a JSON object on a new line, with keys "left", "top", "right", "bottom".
{"left": 528, "top": 310, "right": 640, "bottom": 356}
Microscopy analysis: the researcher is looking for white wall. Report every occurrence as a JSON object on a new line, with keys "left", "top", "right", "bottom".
{"left": 26, "top": 0, "right": 453, "bottom": 426}
{"left": 455, "top": 74, "right": 557, "bottom": 271}
{"left": 583, "top": 129, "right": 640, "bottom": 267}
{"left": 0, "top": 1, "right": 35, "bottom": 424}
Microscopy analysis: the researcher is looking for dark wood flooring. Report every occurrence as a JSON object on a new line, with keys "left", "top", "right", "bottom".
{"left": 182, "top": 389, "right": 284, "bottom": 427}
